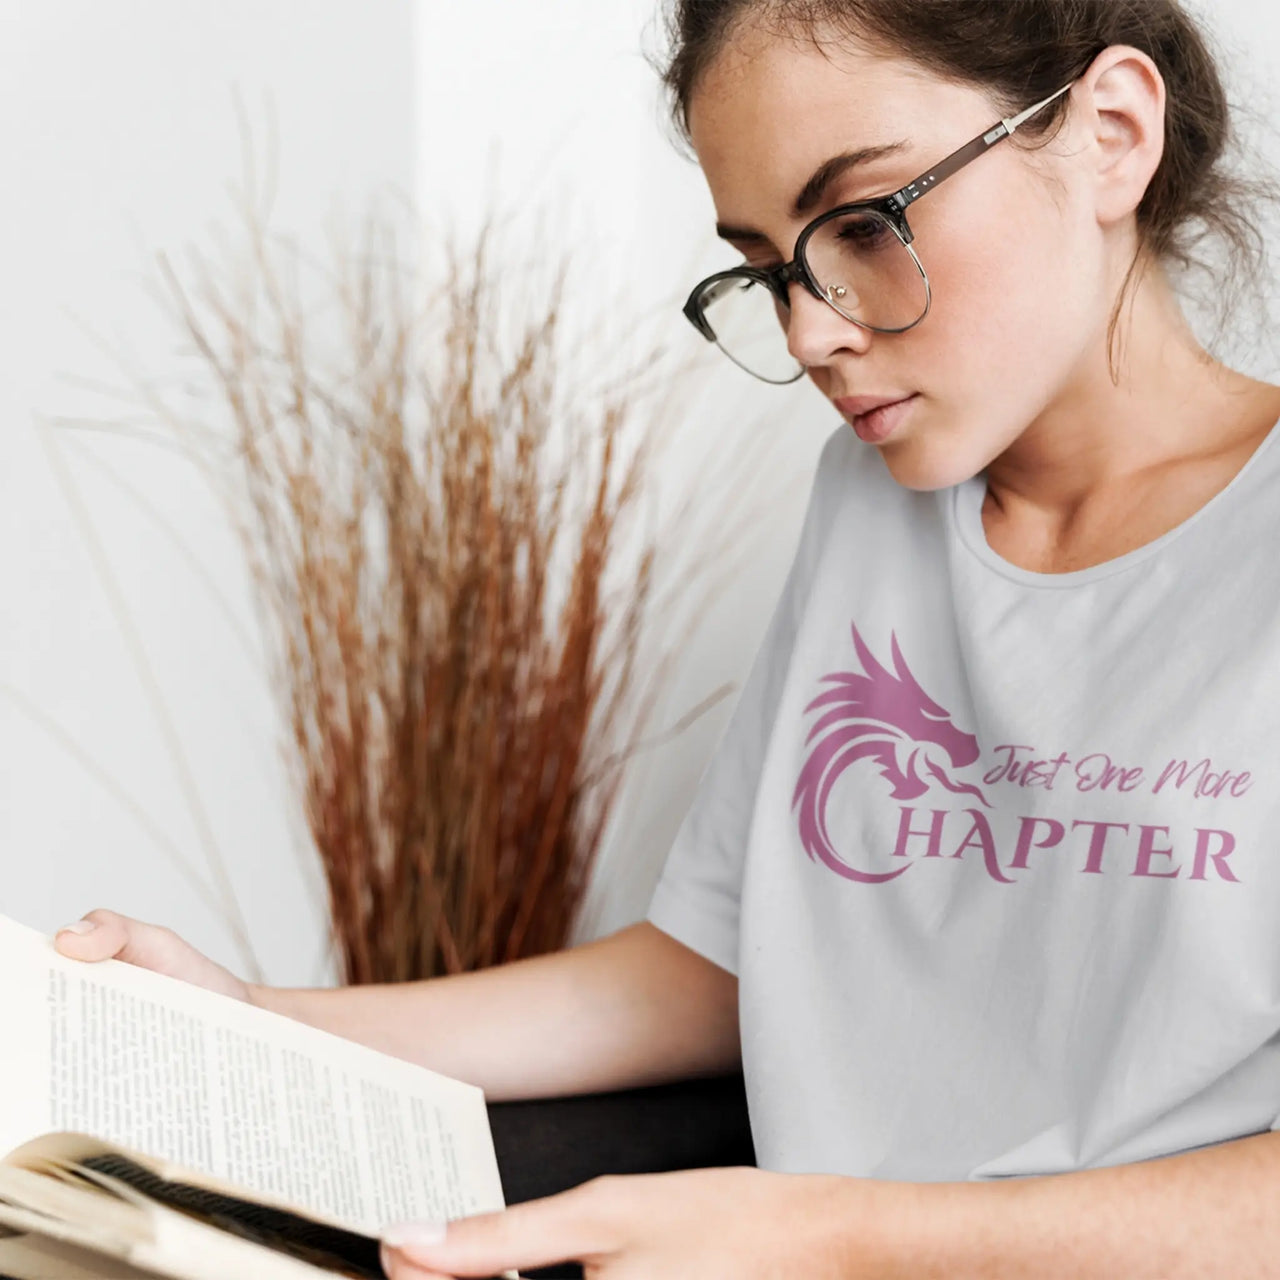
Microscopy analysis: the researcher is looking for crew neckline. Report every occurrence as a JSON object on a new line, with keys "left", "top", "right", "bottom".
{"left": 950, "top": 412, "right": 1280, "bottom": 589}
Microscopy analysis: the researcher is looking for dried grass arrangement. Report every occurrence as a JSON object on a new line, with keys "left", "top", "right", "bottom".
{"left": 118, "top": 181, "right": 758, "bottom": 985}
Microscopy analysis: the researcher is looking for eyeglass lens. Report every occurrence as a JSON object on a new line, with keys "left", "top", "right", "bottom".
{"left": 695, "top": 210, "right": 928, "bottom": 382}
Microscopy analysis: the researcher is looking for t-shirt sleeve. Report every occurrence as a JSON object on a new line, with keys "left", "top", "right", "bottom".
{"left": 644, "top": 427, "right": 846, "bottom": 975}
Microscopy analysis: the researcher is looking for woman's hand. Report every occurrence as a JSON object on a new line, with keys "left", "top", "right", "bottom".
{"left": 379, "top": 1165, "right": 918, "bottom": 1280}
{"left": 53, "top": 908, "right": 255, "bottom": 1004}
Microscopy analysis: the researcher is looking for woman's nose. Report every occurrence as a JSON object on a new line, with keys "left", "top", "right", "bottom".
{"left": 784, "top": 278, "right": 873, "bottom": 368}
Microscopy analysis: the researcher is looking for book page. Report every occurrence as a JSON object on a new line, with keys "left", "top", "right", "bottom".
{"left": 0, "top": 1167, "right": 346, "bottom": 1280}
{"left": 0, "top": 1163, "right": 143, "bottom": 1244}
{"left": 6, "top": 1141, "right": 389, "bottom": 1277}
{"left": 0, "top": 1231, "right": 163, "bottom": 1280}
{"left": 0, "top": 914, "right": 505, "bottom": 1236}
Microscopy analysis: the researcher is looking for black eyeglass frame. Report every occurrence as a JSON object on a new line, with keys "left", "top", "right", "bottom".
{"left": 682, "top": 78, "right": 1078, "bottom": 383}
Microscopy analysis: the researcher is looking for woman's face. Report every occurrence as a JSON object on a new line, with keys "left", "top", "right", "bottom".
{"left": 687, "top": 24, "right": 1114, "bottom": 490}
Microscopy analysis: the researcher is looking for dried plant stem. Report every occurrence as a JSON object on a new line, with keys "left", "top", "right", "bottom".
{"left": 113, "top": 176, "right": 758, "bottom": 985}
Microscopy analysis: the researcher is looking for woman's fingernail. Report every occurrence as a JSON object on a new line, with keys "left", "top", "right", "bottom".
{"left": 58, "top": 920, "right": 96, "bottom": 935}
{"left": 381, "top": 1220, "right": 448, "bottom": 1251}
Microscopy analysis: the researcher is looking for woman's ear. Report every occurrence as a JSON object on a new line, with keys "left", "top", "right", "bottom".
{"left": 1077, "top": 43, "right": 1167, "bottom": 227}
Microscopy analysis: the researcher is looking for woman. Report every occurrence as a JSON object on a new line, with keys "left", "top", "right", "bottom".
{"left": 58, "top": 0, "right": 1280, "bottom": 1274}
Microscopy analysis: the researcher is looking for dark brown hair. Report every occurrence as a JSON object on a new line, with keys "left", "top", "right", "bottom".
{"left": 651, "top": 0, "right": 1280, "bottom": 372}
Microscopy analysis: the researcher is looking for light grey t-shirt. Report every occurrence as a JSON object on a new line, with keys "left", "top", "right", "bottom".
{"left": 647, "top": 417, "right": 1280, "bottom": 1181}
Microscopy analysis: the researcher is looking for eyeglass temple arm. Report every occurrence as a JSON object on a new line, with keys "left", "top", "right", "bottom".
{"left": 889, "top": 80, "right": 1076, "bottom": 214}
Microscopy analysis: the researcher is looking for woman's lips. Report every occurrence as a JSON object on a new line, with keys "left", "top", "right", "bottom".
{"left": 836, "top": 394, "right": 919, "bottom": 444}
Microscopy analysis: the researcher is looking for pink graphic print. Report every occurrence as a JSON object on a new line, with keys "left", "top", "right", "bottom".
{"left": 793, "top": 624, "right": 990, "bottom": 882}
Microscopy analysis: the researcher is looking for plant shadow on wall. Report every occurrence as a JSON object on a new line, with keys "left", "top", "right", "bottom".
{"left": 54, "top": 136, "right": 779, "bottom": 984}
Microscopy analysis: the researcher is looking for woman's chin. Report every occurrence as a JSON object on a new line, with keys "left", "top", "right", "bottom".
{"left": 877, "top": 436, "right": 987, "bottom": 492}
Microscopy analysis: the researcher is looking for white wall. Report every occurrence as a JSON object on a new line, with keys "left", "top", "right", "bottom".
{"left": 0, "top": 1, "right": 418, "bottom": 986}
{"left": 4, "top": 1, "right": 1280, "bottom": 986}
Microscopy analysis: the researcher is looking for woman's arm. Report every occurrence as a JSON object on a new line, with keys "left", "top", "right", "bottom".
{"left": 879, "top": 1127, "right": 1280, "bottom": 1277}
{"left": 377, "top": 1128, "right": 1280, "bottom": 1280}
{"left": 255, "top": 921, "right": 740, "bottom": 1101}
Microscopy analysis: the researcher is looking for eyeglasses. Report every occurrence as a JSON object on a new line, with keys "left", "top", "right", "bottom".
{"left": 682, "top": 79, "right": 1077, "bottom": 383}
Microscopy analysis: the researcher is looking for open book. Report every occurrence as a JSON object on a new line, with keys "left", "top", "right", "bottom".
{"left": 0, "top": 913, "right": 509, "bottom": 1279}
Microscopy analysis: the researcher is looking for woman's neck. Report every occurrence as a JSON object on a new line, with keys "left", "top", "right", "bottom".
{"left": 979, "top": 268, "right": 1280, "bottom": 574}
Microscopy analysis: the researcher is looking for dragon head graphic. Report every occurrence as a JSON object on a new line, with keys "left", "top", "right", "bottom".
{"left": 792, "top": 623, "right": 989, "bottom": 882}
